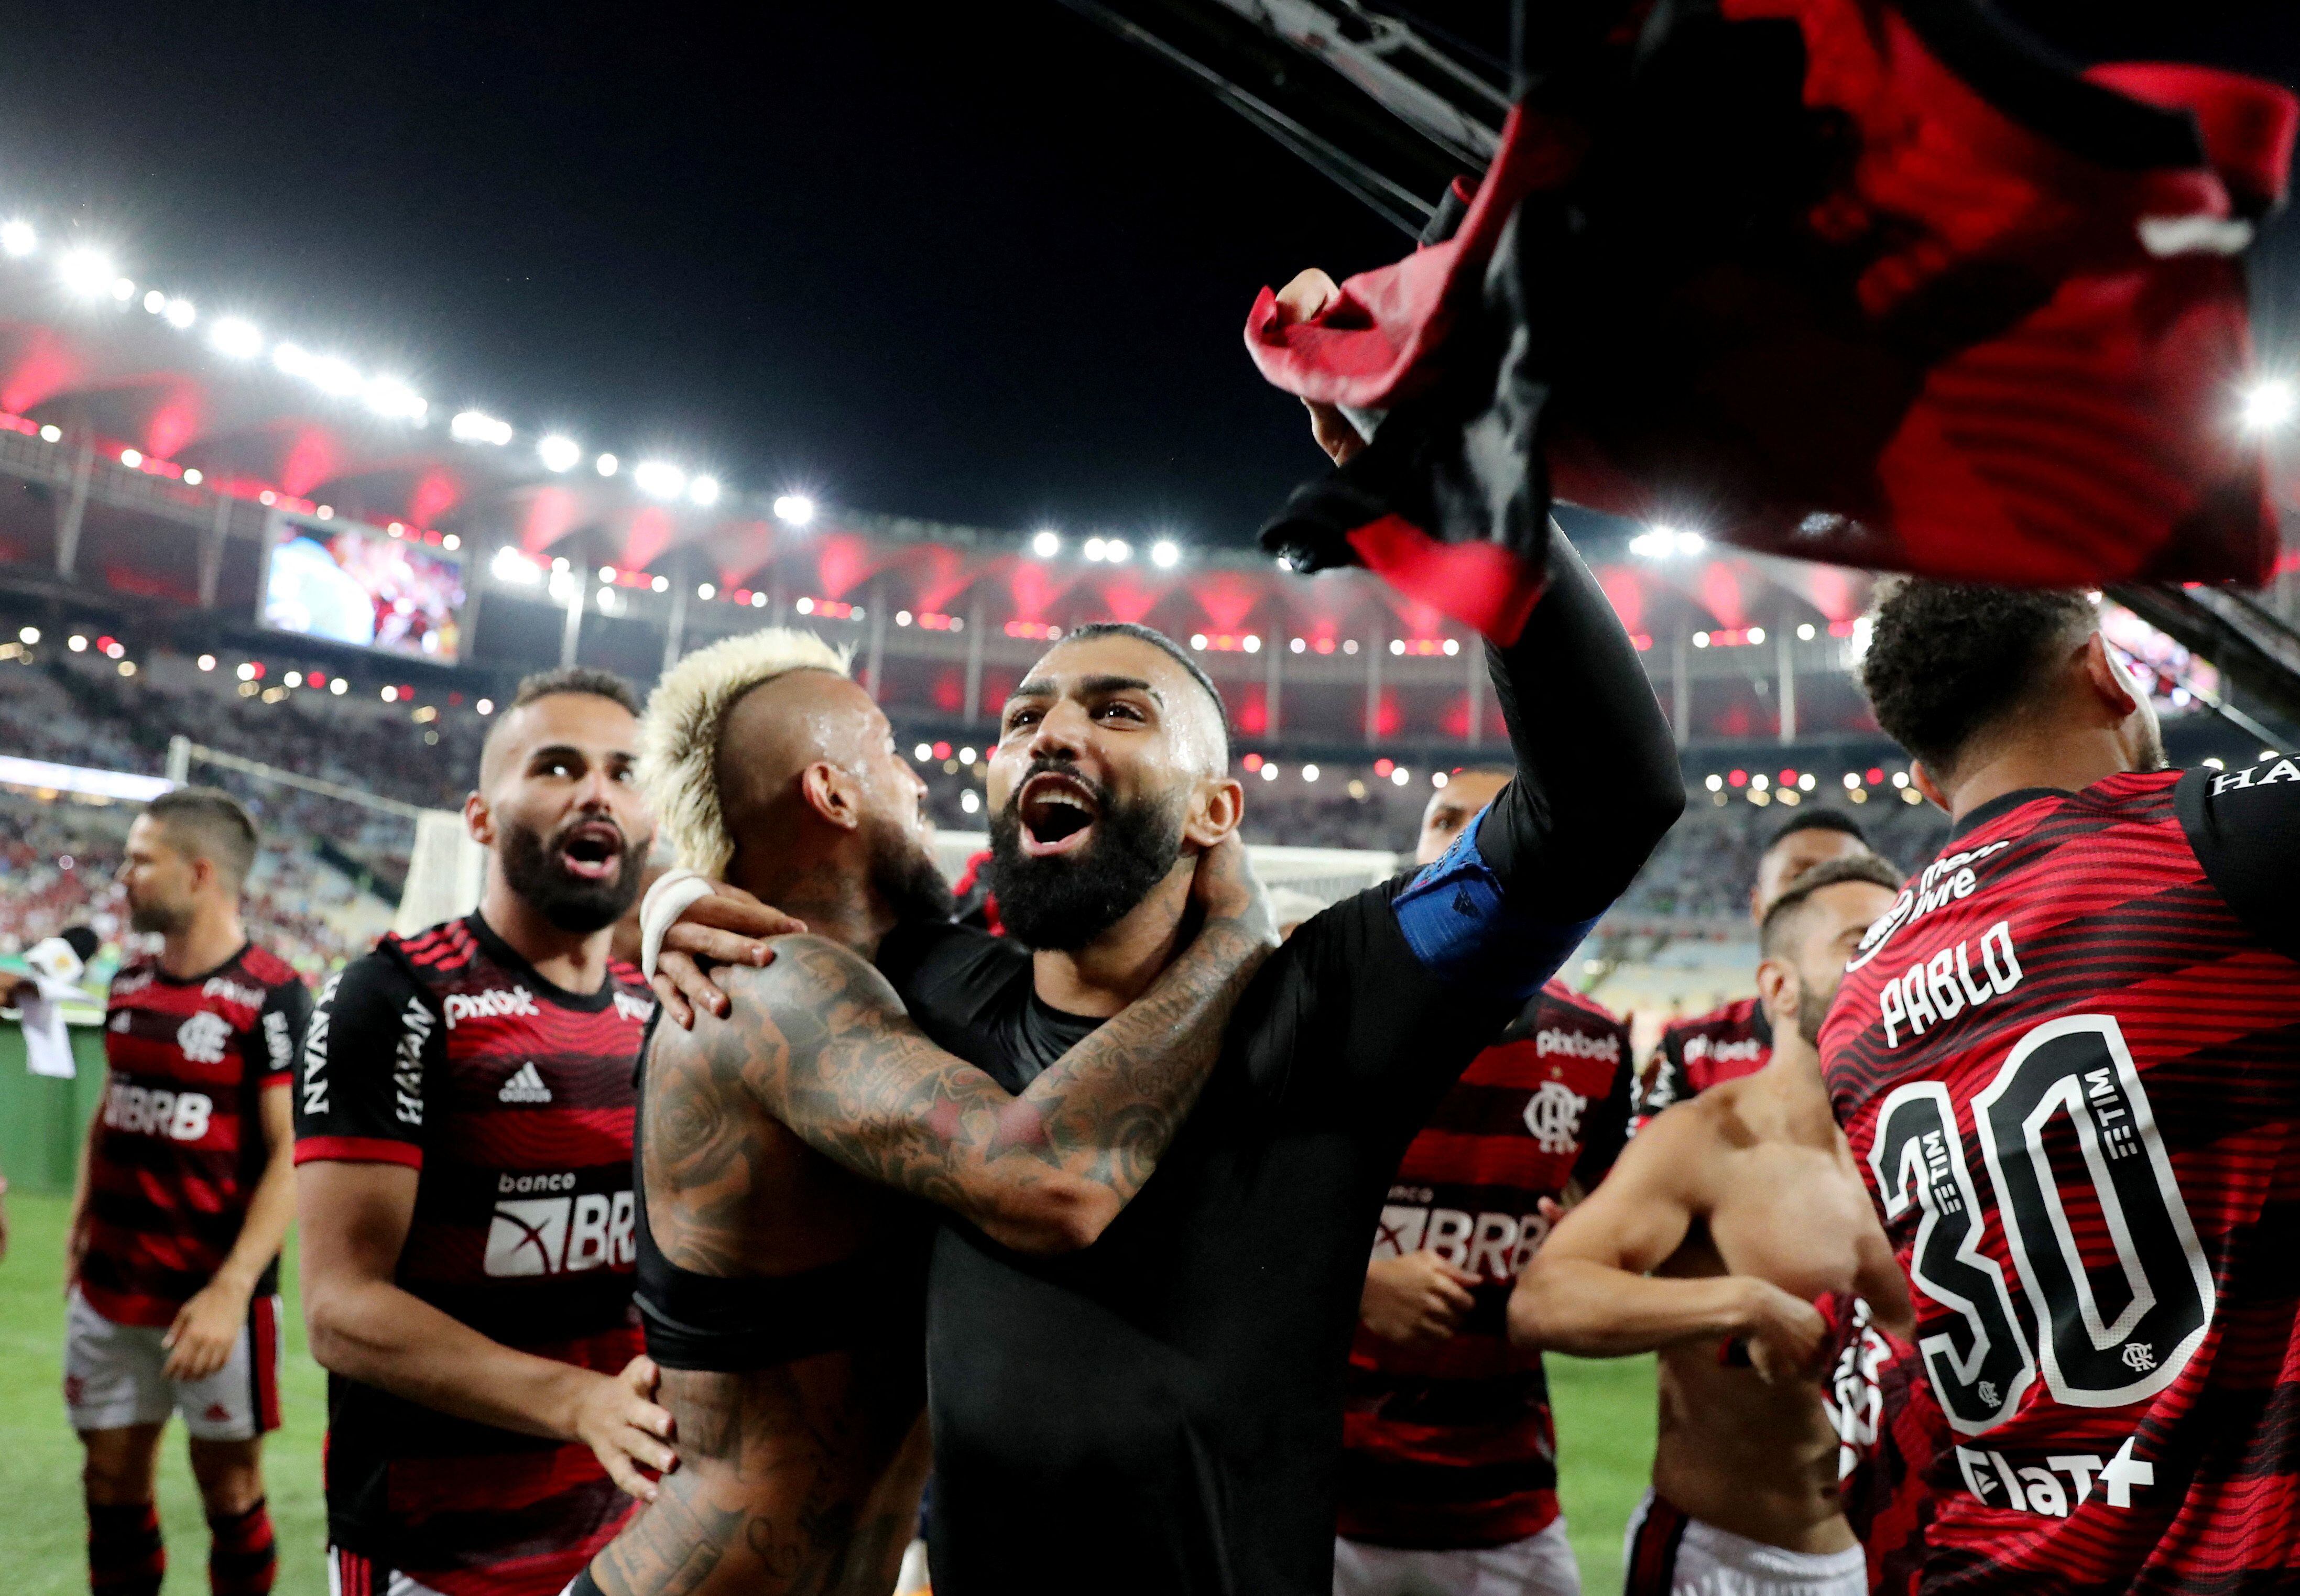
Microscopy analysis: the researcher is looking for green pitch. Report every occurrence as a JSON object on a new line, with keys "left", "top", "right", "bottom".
{"left": 0, "top": 1193, "right": 1659, "bottom": 1592}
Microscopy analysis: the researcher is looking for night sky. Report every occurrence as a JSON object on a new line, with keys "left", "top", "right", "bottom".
{"left": 0, "top": 3, "right": 2290, "bottom": 550}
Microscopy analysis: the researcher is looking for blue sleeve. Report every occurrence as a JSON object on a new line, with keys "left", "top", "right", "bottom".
{"left": 1391, "top": 810, "right": 1596, "bottom": 1004}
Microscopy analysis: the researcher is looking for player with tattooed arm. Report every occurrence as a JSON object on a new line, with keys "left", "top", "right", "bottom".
{"left": 1512, "top": 857, "right": 1915, "bottom": 1596}
{"left": 572, "top": 629, "right": 1276, "bottom": 1596}
{"left": 1826, "top": 583, "right": 2300, "bottom": 1594}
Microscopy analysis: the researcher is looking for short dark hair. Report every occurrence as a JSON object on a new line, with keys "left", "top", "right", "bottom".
{"left": 1858, "top": 580, "right": 2097, "bottom": 777}
{"left": 1763, "top": 808, "right": 1868, "bottom": 855}
{"left": 1759, "top": 853, "right": 1904, "bottom": 958}
{"left": 1057, "top": 622, "right": 1230, "bottom": 745}
{"left": 510, "top": 665, "right": 640, "bottom": 717}
{"left": 144, "top": 786, "right": 259, "bottom": 892}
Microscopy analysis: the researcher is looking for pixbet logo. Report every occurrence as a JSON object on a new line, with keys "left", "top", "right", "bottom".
{"left": 443, "top": 986, "right": 538, "bottom": 1030}
{"left": 1534, "top": 1027, "right": 1620, "bottom": 1063}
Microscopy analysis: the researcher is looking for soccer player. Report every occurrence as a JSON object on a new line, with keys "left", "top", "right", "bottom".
{"left": 651, "top": 530, "right": 1682, "bottom": 1592}
{"left": 1336, "top": 767, "right": 1634, "bottom": 1596}
{"left": 1825, "top": 581, "right": 2300, "bottom": 1592}
{"left": 572, "top": 629, "right": 1276, "bottom": 1596}
{"left": 295, "top": 668, "right": 670, "bottom": 1596}
{"left": 1511, "top": 856, "right": 1915, "bottom": 1595}
{"left": 66, "top": 788, "right": 309, "bottom": 1596}
{"left": 1634, "top": 812, "right": 1870, "bottom": 1124}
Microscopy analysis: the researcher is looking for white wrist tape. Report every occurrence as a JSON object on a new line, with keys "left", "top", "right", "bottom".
{"left": 638, "top": 867, "right": 715, "bottom": 981}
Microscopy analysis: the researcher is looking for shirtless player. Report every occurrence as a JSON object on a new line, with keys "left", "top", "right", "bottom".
{"left": 1510, "top": 856, "right": 1914, "bottom": 1595}
{"left": 573, "top": 629, "right": 1276, "bottom": 1596}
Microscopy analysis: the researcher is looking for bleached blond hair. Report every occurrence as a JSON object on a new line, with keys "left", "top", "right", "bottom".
{"left": 637, "top": 627, "right": 855, "bottom": 877}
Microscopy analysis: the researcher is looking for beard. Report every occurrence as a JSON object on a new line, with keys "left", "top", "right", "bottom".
{"left": 127, "top": 893, "right": 192, "bottom": 936}
{"left": 865, "top": 813, "right": 956, "bottom": 927}
{"left": 497, "top": 811, "right": 649, "bottom": 935}
{"left": 987, "top": 763, "right": 1186, "bottom": 952}
{"left": 1795, "top": 973, "right": 1836, "bottom": 1048}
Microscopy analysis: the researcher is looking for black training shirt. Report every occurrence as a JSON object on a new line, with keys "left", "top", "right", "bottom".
{"left": 882, "top": 533, "right": 1683, "bottom": 1595}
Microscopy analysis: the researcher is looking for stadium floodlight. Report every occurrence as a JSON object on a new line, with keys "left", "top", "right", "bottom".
{"left": 58, "top": 248, "right": 113, "bottom": 297}
{"left": 119, "top": 449, "right": 142, "bottom": 468}
{"left": 1105, "top": 539, "right": 1132, "bottom": 564}
{"left": 536, "top": 434, "right": 581, "bottom": 473}
{"left": 689, "top": 475, "right": 721, "bottom": 508}
{"left": 364, "top": 377, "right": 427, "bottom": 422}
{"left": 182, "top": 468, "right": 202, "bottom": 485}
{"left": 112, "top": 277, "right": 135, "bottom": 302}
{"left": 490, "top": 546, "right": 543, "bottom": 585}
{"left": 18, "top": 627, "right": 37, "bottom": 645}
{"left": 143, "top": 289, "right": 166, "bottom": 314}
{"left": 38, "top": 424, "right": 60, "bottom": 443}
{"left": 163, "top": 297, "right": 195, "bottom": 330}
{"left": 309, "top": 356, "right": 363, "bottom": 398}
{"left": 696, "top": 582, "right": 716, "bottom": 600}
{"left": 210, "top": 318, "right": 263, "bottom": 359}
{"left": 633, "top": 460, "right": 686, "bottom": 500}
{"left": 1302, "top": 764, "right": 1318, "bottom": 782}
{"left": 773, "top": 493, "right": 816, "bottom": 527}
{"left": 1241, "top": 633, "right": 1260, "bottom": 652}
{"left": 1031, "top": 529, "right": 1060, "bottom": 558}
{"left": 2241, "top": 377, "right": 2297, "bottom": 433}
{"left": 0, "top": 220, "right": 34, "bottom": 258}
{"left": 1083, "top": 537, "right": 1107, "bottom": 561}
{"left": 451, "top": 410, "right": 513, "bottom": 445}
{"left": 1150, "top": 539, "right": 1180, "bottom": 569}
{"left": 271, "top": 341, "right": 312, "bottom": 377}
{"left": 595, "top": 452, "right": 619, "bottom": 477}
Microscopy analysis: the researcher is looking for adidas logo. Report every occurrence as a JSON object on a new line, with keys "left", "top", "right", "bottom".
{"left": 497, "top": 1063, "right": 553, "bottom": 1104}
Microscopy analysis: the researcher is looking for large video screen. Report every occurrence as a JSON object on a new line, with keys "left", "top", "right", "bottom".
{"left": 260, "top": 512, "right": 465, "bottom": 664}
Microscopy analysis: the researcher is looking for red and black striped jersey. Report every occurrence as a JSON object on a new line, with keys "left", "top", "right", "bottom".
{"left": 1823, "top": 758, "right": 2300, "bottom": 1594}
{"left": 80, "top": 942, "right": 309, "bottom": 1327}
{"left": 1339, "top": 979, "right": 1633, "bottom": 1550}
{"left": 293, "top": 913, "right": 655, "bottom": 1596}
{"left": 1631, "top": 997, "right": 1772, "bottom": 1132}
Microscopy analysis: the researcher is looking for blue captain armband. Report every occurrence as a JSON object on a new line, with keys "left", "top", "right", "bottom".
{"left": 1391, "top": 811, "right": 1596, "bottom": 1002}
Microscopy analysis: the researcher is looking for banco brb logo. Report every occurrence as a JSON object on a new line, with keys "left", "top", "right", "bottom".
{"left": 484, "top": 1190, "right": 637, "bottom": 1277}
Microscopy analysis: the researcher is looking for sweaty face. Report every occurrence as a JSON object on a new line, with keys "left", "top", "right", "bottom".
{"left": 986, "top": 635, "right": 1219, "bottom": 950}
{"left": 119, "top": 815, "right": 199, "bottom": 936}
{"left": 1791, "top": 880, "right": 1900, "bottom": 1046}
{"left": 1415, "top": 771, "right": 1509, "bottom": 867}
{"left": 483, "top": 694, "right": 656, "bottom": 935}
{"left": 1752, "top": 827, "right": 1868, "bottom": 922}
{"left": 844, "top": 693, "right": 951, "bottom": 925}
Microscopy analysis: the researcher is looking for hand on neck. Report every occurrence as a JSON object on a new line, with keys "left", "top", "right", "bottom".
{"left": 1031, "top": 860, "right": 1194, "bottom": 1019}
{"left": 159, "top": 902, "right": 248, "bottom": 981}
{"left": 735, "top": 832, "right": 896, "bottom": 962}
{"left": 479, "top": 879, "right": 614, "bottom": 995}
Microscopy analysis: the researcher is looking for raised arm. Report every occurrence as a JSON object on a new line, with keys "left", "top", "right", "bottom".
{"left": 663, "top": 834, "right": 1277, "bottom": 1254}
{"left": 1507, "top": 1103, "right": 1825, "bottom": 1383}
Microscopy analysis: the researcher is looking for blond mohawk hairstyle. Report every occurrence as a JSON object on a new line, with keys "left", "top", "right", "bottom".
{"left": 637, "top": 627, "right": 854, "bottom": 877}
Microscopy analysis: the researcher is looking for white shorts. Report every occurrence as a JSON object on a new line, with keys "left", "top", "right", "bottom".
{"left": 331, "top": 1547, "right": 453, "bottom": 1596}
{"left": 64, "top": 1284, "right": 283, "bottom": 1442}
{"left": 1621, "top": 1491, "right": 1865, "bottom": 1596}
{"left": 1336, "top": 1516, "right": 1581, "bottom": 1596}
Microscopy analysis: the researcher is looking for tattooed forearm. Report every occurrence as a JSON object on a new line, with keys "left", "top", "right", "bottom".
{"left": 689, "top": 914, "right": 1274, "bottom": 1253}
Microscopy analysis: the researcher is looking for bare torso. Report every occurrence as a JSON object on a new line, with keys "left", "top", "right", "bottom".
{"left": 1650, "top": 1072, "right": 1880, "bottom": 1554}
{"left": 590, "top": 1029, "right": 929, "bottom": 1596}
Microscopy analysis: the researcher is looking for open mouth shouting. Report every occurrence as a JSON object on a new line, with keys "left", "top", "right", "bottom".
{"left": 1016, "top": 769, "right": 1104, "bottom": 858}
{"left": 554, "top": 817, "right": 627, "bottom": 882}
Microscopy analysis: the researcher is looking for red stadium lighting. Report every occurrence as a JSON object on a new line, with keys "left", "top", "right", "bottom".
{"left": 1779, "top": 769, "right": 1796, "bottom": 784}
{"left": 1728, "top": 769, "right": 1747, "bottom": 788}
{"left": 1866, "top": 767, "right": 1884, "bottom": 784}
{"left": 1242, "top": 753, "right": 1263, "bottom": 772}
{"left": 1374, "top": 759, "right": 1394, "bottom": 777}
{"left": 932, "top": 742, "right": 952, "bottom": 760}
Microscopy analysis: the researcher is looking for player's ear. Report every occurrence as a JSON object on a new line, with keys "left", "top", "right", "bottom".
{"left": 462, "top": 789, "right": 494, "bottom": 848}
{"left": 1909, "top": 760, "right": 1949, "bottom": 812}
{"left": 799, "top": 761, "right": 862, "bottom": 832}
{"left": 1182, "top": 775, "right": 1245, "bottom": 849}
{"left": 1754, "top": 955, "right": 1798, "bottom": 1032}
{"left": 2077, "top": 632, "right": 2142, "bottom": 724}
